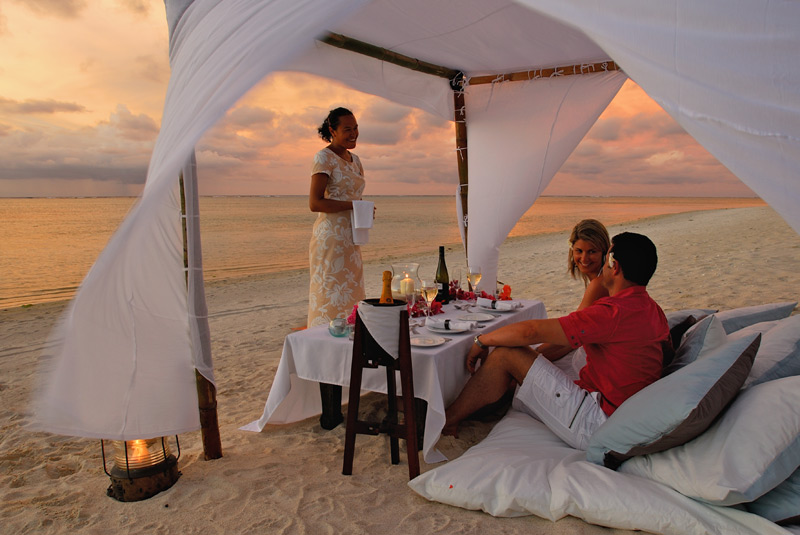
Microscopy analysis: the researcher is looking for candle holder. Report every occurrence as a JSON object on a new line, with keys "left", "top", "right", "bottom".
{"left": 102, "top": 436, "right": 181, "bottom": 502}
{"left": 390, "top": 263, "right": 421, "bottom": 300}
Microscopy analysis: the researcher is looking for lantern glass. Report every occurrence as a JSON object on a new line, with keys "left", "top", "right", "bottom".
{"left": 111, "top": 438, "right": 171, "bottom": 470}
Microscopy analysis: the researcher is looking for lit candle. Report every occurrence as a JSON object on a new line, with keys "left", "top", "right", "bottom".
{"left": 400, "top": 276, "right": 415, "bottom": 295}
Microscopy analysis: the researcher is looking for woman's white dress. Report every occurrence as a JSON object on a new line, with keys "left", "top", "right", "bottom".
{"left": 307, "top": 147, "right": 366, "bottom": 327}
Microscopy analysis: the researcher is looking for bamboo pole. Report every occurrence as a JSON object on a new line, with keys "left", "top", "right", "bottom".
{"left": 179, "top": 173, "right": 223, "bottom": 460}
{"left": 453, "top": 80, "right": 469, "bottom": 260}
{"left": 320, "top": 33, "right": 460, "bottom": 81}
{"left": 467, "top": 60, "right": 620, "bottom": 85}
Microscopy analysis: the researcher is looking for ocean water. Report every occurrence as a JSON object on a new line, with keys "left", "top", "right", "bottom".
{"left": 0, "top": 196, "right": 764, "bottom": 309}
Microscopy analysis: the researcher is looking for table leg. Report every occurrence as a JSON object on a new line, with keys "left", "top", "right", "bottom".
{"left": 319, "top": 383, "right": 344, "bottom": 430}
{"left": 414, "top": 397, "right": 427, "bottom": 451}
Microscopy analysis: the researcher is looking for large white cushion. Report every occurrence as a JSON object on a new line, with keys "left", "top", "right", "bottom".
{"left": 621, "top": 375, "right": 800, "bottom": 506}
{"left": 715, "top": 302, "right": 796, "bottom": 334}
{"left": 409, "top": 410, "right": 789, "bottom": 534}
{"left": 586, "top": 334, "right": 760, "bottom": 469}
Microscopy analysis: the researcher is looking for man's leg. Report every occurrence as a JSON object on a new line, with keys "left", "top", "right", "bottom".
{"left": 443, "top": 346, "right": 538, "bottom": 436}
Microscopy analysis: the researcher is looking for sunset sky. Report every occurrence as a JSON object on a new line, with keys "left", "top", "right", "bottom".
{"left": 0, "top": 0, "right": 755, "bottom": 198}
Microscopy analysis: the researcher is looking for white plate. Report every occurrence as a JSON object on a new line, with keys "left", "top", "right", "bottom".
{"left": 458, "top": 312, "right": 496, "bottom": 322}
{"left": 478, "top": 305, "right": 514, "bottom": 313}
{"left": 410, "top": 336, "right": 446, "bottom": 347}
{"left": 427, "top": 325, "right": 469, "bottom": 334}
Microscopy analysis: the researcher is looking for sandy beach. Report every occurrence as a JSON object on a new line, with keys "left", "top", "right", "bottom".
{"left": 1, "top": 205, "right": 798, "bottom": 534}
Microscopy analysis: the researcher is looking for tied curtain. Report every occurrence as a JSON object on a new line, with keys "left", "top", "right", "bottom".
{"left": 34, "top": 0, "right": 800, "bottom": 440}
{"left": 465, "top": 72, "right": 627, "bottom": 289}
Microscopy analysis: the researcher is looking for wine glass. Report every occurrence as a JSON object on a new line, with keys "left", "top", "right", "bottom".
{"left": 466, "top": 266, "right": 482, "bottom": 308}
{"left": 404, "top": 286, "right": 418, "bottom": 316}
{"left": 420, "top": 279, "right": 438, "bottom": 319}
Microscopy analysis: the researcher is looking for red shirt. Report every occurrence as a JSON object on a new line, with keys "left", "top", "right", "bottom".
{"left": 558, "top": 286, "right": 669, "bottom": 416}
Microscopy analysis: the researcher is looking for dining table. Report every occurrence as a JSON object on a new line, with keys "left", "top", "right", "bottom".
{"left": 241, "top": 299, "right": 547, "bottom": 463}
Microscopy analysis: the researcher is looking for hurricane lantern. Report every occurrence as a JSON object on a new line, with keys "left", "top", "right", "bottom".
{"left": 102, "top": 436, "right": 181, "bottom": 502}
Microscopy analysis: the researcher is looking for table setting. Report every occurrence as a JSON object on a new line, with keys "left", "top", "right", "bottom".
{"left": 242, "top": 293, "right": 546, "bottom": 462}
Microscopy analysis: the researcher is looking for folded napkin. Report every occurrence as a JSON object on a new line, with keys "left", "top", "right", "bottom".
{"left": 351, "top": 200, "right": 374, "bottom": 245}
{"left": 426, "top": 317, "right": 477, "bottom": 331}
{"left": 477, "top": 297, "right": 522, "bottom": 311}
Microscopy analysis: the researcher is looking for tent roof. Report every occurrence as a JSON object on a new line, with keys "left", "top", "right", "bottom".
{"left": 326, "top": 0, "right": 610, "bottom": 76}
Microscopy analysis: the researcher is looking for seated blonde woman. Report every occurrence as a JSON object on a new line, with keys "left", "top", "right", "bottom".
{"left": 537, "top": 219, "right": 610, "bottom": 362}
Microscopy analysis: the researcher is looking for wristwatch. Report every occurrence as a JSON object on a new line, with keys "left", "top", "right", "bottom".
{"left": 473, "top": 334, "right": 488, "bottom": 349}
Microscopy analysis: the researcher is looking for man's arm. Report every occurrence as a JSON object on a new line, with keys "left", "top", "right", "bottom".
{"left": 467, "top": 318, "right": 569, "bottom": 373}
{"left": 478, "top": 318, "right": 569, "bottom": 347}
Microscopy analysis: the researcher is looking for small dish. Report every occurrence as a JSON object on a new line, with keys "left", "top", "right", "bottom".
{"left": 427, "top": 325, "right": 469, "bottom": 334}
{"left": 411, "top": 336, "right": 447, "bottom": 347}
{"left": 458, "top": 312, "right": 496, "bottom": 322}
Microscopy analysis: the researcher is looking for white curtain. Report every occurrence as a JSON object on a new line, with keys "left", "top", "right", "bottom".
{"left": 465, "top": 71, "right": 627, "bottom": 290}
{"left": 521, "top": 0, "right": 800, "bottom": 236}
{"left": 33, "top": 0, "right": 367, "bottom": 440}
{"left": 183, "top": 152, "right": 214, "bottom": 383}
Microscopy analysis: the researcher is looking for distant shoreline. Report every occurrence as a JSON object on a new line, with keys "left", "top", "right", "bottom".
{"left": 0, "top": 204, "right": 773, "bottom": 311}
{"left": 0, "top": 194, "right": 765, "bottom": 200}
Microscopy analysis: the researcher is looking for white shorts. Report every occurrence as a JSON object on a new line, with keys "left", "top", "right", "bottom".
{"left": 512, "top": 355, "right": 607, "bottom": 450}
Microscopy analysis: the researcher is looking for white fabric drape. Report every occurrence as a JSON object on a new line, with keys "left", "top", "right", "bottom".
{"left": 183, "top": 152, "right": 215, "bottom": 383}
{"left": 519, "top": 0, "right": 800, "bottom": 236}
{"left": 34, "top": 0, "right": 367, "bottom": 439}
{"left": 33, "top": 183, "right": 200, "bottom": 439}
{"left": 356, "top": 301, "right": 405, "bottom": 359}
{"left": 465, "top": 71, "right": 627, "bottom": 290}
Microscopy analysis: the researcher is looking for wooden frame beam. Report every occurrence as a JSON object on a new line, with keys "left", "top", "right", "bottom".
{"left": 467, "top": 61, "right": 621, "bottom": 85}
{"left": 320, "top": 33, "right": 461, "bottom": 84}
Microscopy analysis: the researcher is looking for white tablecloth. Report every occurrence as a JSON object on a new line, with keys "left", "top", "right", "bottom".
{"left": 241, "top": 299, "right": 547, "bottom": 462}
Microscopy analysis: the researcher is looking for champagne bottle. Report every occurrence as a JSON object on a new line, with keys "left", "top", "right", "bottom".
{"left": 379, "top": 270, "right": 394, "bottom": 304}
{"left": 434, "top": 246, "right": 449, "bottom": 303}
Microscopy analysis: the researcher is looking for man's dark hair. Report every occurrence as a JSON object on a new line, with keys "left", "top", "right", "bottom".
{"left": 610, "top": 232, "right": 658, "bottom": 286}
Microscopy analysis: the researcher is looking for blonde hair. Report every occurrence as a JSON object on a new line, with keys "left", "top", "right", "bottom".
{"left": 567, "top": 219, "right": 610, "bottom": 285}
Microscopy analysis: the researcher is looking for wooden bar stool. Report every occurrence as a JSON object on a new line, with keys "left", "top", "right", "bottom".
{"left": 342, "top": 300, "right": 420, "bottom": 479}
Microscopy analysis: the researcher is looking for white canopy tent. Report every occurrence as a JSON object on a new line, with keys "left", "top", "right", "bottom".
{"left": 35, "top": 0, "right": 800, "bottom": 449}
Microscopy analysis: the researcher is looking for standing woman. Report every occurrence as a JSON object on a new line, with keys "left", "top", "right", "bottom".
{"left": 307, "top": 107, "right": 367, "bottom": 328}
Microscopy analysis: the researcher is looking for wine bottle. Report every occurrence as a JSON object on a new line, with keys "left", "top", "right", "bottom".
{"left": 434, "top": 246, "right": 449, "bottom": 303}
{"left": 379, "top": 270, "right": 394, "bottom": 304}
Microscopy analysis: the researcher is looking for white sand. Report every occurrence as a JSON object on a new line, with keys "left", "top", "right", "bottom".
{"left": 1, "top": 206, "right": 798, "bottom": 534}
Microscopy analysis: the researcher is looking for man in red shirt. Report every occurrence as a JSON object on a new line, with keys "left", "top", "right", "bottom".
{"left": 444, "top": 232, "right": 669, "bottom": 450}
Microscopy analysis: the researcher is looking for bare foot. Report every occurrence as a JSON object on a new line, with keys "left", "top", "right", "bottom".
{"left": 441, "top": 422, "right": 460, "bottom": 438}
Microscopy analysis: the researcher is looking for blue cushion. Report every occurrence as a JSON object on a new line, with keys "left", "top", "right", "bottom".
{"left": 665, "top": 308, "right": 715, "bottom": 329}
{"left": 621, "top": 375, "right": 800, "bottom": 506}
{"left": 715, "top": 302, "right": 796, "bottom": 334}
{"left": 736, "top": 315, "right": 800, "bottom": 388}
{"left": 746, "top": 468, "right": 800, "bottom": 525}
{"left": 587, "top": 334, "right": 760, "bottom": 469}
{"left": 662, "top": 315, "right": 727, "bottom": 376}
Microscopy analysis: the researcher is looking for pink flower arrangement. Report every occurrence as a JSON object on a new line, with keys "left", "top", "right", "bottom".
{"left": 497, "top": 284, "right": 512, "bottom": 300}
{"left": 406, "top": 295, "right": 442, "bottom": 318}
{"left": 346, "top": 304, "right": 358, "bottom": 325}
{"left": 448, "top": 279, "right": 498, "bottom": 301}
